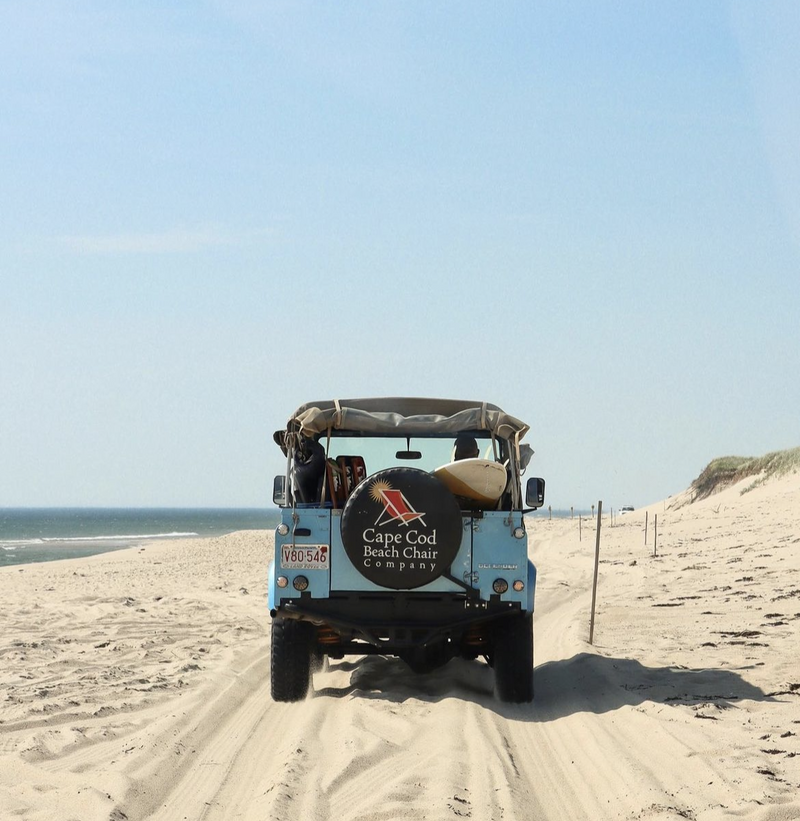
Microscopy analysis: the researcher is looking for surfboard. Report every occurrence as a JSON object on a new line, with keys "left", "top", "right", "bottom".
{"left": 433, "top": 458, "right": 508, "bottom": 506}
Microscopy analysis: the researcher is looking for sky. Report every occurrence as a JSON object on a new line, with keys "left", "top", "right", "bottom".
{"left": 2, "top": 1, "right": 799, "bottom": 510}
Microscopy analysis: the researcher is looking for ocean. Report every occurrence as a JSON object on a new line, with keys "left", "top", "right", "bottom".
{"left": 0, "top": 508, "right": 281, "bottom": 568}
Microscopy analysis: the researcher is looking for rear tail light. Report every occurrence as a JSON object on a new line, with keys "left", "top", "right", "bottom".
{"left": 492, "top": 578, "right": 509, "bottom": 594}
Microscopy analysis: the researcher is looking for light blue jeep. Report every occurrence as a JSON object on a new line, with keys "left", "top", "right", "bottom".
{"left": 268, "top": 398, "right": 545, "bottom": 703}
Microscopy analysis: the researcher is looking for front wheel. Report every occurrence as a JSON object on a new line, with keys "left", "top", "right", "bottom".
{"left": 492, "top": 613, "right": 534, "bottom": 703}
{"left": 270, "top": 618, "right": 315, "bottom": 702}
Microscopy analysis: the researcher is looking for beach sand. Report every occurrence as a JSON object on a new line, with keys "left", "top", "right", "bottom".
{"left": 1, "top": 472, "right": 799, "bottom": 821}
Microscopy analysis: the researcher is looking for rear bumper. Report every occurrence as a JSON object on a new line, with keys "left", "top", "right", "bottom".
{"left": 272, "top": 590, "right": 525, "bottom": 651}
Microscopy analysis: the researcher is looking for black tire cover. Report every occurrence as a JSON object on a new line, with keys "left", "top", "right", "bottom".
{"left": 340, "top": 467, "right": 463, "bottom": 589}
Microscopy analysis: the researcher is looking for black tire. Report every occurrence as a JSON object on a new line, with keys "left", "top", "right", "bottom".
{"left": 493, "top": 613, "right": 534, "bottom": 703}
{"left": 270, "top": 618, "right": 315, "bottom": 702}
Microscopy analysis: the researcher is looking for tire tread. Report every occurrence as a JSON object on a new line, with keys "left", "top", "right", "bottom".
{"left": 270, "top": 618, "right": 314, "bottom": 702}
{"left": 493, "top": 613, "right": 534, "bottom": 703}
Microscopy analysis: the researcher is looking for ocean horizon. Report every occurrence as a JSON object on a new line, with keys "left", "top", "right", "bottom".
{"left": 0, "top": 507, "right": 281, "bottom": 567}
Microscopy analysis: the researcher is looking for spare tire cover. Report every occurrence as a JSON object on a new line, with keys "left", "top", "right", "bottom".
{"left": 340, "top": 467, "right": 463, "bottom": 589}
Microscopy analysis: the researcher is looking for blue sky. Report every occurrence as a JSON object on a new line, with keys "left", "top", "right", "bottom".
{"left": 2, "top": 1, "right": 798, "bottom": 509}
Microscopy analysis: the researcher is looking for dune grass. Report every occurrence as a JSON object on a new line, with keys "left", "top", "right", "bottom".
{"left": 691, "top": 446, "right": 800, "bottom": 500}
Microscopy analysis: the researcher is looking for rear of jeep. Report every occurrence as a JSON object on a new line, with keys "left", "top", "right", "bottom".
{"left": 268, "top": 398, "right": 545, "bottom": 703}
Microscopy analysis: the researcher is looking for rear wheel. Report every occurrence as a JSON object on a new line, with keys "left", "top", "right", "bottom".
{"left": 493, "top": 613, "right": 534, "bottom": 703}
{"left": 270, "top": 618, "right": 315, "bottom": 702}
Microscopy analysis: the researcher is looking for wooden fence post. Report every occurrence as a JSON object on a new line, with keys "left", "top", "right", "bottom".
{"left": 589, "top": 500, "right": 603, "bottom": 645}
{"left": 654, "top": 514, "right": 658, "bottom": 558}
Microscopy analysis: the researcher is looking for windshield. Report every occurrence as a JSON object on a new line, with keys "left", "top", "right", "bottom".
{"left": 324, "top": 434, "right": 504, "bottom": 475}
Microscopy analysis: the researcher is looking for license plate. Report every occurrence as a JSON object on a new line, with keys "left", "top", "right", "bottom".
{"left": 281, "top": 544, "right": 329, "bottom": 569}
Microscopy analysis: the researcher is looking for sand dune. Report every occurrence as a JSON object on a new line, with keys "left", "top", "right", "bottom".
{"left": 1, "top": 471, "right": 799, "bottom": 820}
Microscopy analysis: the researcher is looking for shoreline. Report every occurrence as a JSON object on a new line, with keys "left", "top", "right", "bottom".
{"left": 0, "top": 507, "right": 280, "bottom": 568}
{"left": 0, "top": 533, "right": 208, "bottom": 569}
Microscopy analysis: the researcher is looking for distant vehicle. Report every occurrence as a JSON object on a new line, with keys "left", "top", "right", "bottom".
{"left": 268, "top": 397, "right": 545, "bottom": 703}
{"left": 620, "top": 506, "right": 634, "bottom": 514}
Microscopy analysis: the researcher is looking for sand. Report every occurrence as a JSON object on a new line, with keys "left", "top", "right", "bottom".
{"left": 1, "top": 471, "right": 799, "bottom": 821}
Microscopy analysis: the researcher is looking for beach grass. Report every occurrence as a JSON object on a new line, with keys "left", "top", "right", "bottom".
{"left": 692, "top": 445, "right": 800, "bottom": 499}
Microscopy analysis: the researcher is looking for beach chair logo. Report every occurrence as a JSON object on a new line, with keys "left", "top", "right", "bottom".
{"left": 369, "top": 480, "right": 427, "bottom": 527}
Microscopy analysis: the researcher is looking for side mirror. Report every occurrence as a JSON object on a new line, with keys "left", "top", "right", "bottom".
{"left": 273, "top": 475, "right": 287, "bottom": 506}
{"left": 525, "top": 477, "right": 545, "bottom": 509}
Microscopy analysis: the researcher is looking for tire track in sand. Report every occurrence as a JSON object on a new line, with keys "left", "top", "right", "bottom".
{"left": 119, "top": 543, "right": 598, "bottom": 821}
{"left": 126, "top": 520, "right": 774, "bottom": 821}
{"left": 203, "top": 668, "right": 442, "bottom": 821}
{"left": 191, "top": 656, "right": 552, "bottom": 821}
